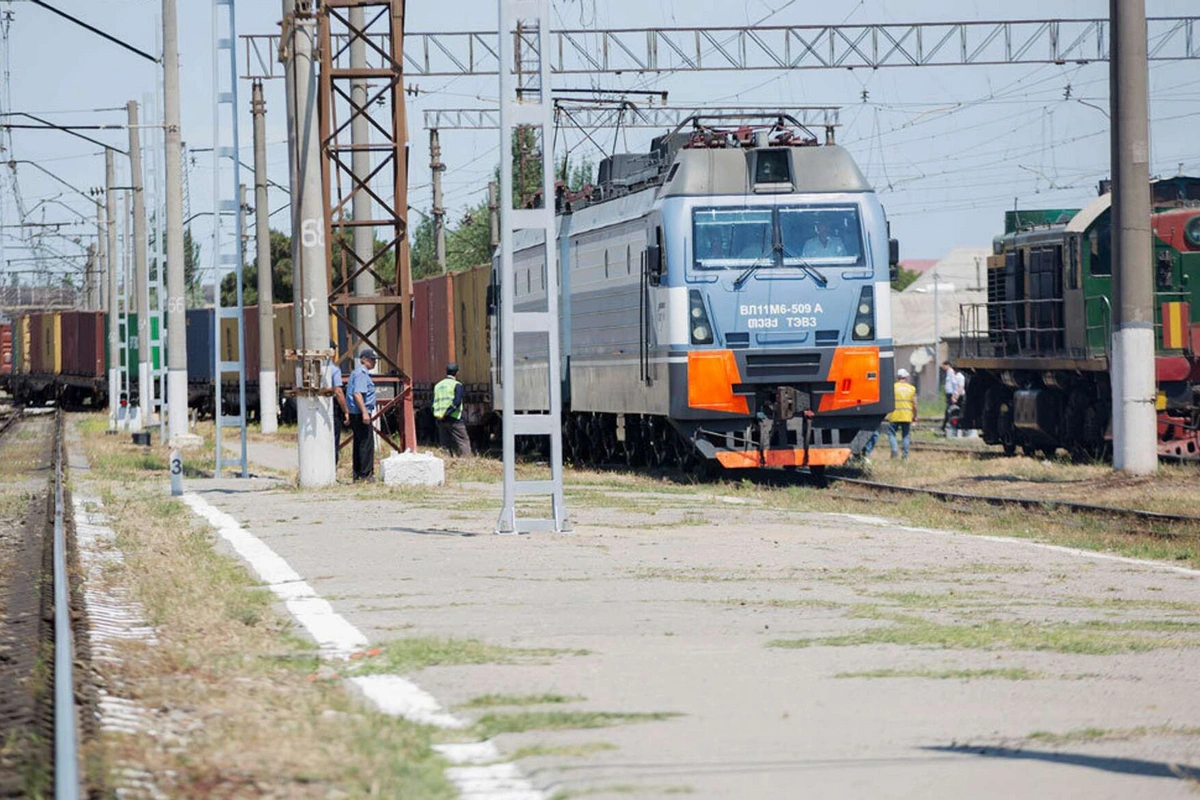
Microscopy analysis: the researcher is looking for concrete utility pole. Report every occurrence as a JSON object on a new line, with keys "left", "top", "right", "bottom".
{"left": 430, "top": 128, "right": 446, "bottom": 272}
{"left": 251, "top": 80, "right": 278, "bottom": 433}
{"left": 1109, "top": 0, "right": 1157, "bottom": 475}
{"left": 163, "top": 0, "right": 196, "bottom": 448}
{"left": 84, "top": 243, "right": 97, "bottom": 310}
{"left": 105, "top": 150, "right": 119, "bottom": 430}
{"left": 289, "top": 0, "right": 336, "bottom": 486}
{"left": 128, "top": 100, "right": 152, "bottom": 426}
{"left": 96, "top": 202, "right": 107, "bottom": 311}
{"left": 281, "top": 0, "right": 301, "bottom": 380}
{"left": 487, "top": 180, "right": 499, "bottom": 252}
{"left": 349, "top": 4, "right": 376, "bottom": 349}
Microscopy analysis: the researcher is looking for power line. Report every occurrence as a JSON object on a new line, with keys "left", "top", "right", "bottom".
{"left": 26, "top": 0, "right": 159, "bottom": 64}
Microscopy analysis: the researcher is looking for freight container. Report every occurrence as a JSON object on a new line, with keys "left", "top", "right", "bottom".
{"left": 30, "top": 313, "right": 62, "bottom": 375}
{"left": 411, "top": 279, "right": 432, "bottom": 384}
{"left": 272, "top": 303, "right": 296, "bottom": 387}
{"left": 0, "top": 322, "right": 11, "bottom": 376}
{"left": 16, "top": 316, "right": 30, "bottom": 374}
{"left": 452, "top": 265, "right": 491, "bottom": 389}
{"left": 219, "top": 307, "right": 261, "bottom": 382}
{"left": 61, "top": 311, "right": 105, "bottom": 378}
{"left": 185, "top": 308, "right": 216, "bottom": 384}
{"left": 102, "top": 313, "right": 162, "bottom": 380}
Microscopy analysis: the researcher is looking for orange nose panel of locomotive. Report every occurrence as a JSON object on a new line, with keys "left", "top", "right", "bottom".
{"left": 687, "top": 350, "right": 750, "bottom": 415}
{"left": 818, "top": 346, "right": 881, "bottom": 412}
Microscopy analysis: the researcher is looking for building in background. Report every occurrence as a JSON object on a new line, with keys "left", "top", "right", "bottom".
{"left": 891, "top": 247, "right": 989, "bottom": 400}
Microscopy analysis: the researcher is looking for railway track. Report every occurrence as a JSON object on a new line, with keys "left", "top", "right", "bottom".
{"left": 825, "top": 473, "right": 1200, "bottom": 537}
{"left": 0, "top": 409, "right": 87, "bottom": 797}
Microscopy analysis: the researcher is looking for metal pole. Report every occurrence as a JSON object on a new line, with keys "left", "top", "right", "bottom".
{"left": 252, "top": 80, "right": 278, "bottom": 433}
{"left": 933, "top": 267, "right": 940, "bottom": 374}
{"left": 487, "top": 180, "right": 499, "bottom": 252}
{"left": 163, "top": 0, "right": 196, "bottom": 447}
{"left": 128, "top": 100, "right": 152, "bottom": 427}
{"left": 105, "top": 150, "right": 119, "bottom": 431}
{"left": 349, "top": 3, "right": 376, "bottom": 349}
{"left": 290, "top": 0, "right": 335, "bottom": 486}
{"left": 431, "top": 127, "right": 446, "bottom": 273}
{"left": 1109, "top": 0, "right": 1157, "bottom": 475}
{"left": 122, "top": 188, "right": 132, "bottom": 422}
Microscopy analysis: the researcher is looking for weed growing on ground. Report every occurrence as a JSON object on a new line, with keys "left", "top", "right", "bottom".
{"left": 834, "top": 667, "right": 1046, "bottom": 680}
{"left": 509, "top": 742, "right": 619, "bottom": 760}
{"left": 1026, "top": 725, "right": 1200, "bottom": 745}
{"left": 769, "top": 610, "right": 1200, "bottom": 655}
{"left": 470, "top": 710, "right": 680, "bottom": 739}
{"left": 460, "top": 693, "right": 585, "bottom": 709}
{"left": 351, "top": 637, "right": 589, "bottom": 675}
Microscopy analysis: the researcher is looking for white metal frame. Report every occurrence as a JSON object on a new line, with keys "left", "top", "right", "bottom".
{"left": 497, "top": 0, "right": 569, "bottom": 534}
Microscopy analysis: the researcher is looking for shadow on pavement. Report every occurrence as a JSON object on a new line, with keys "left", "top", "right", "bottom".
{"left": 923, "top": 744, "right": 1199, "bottom": 781}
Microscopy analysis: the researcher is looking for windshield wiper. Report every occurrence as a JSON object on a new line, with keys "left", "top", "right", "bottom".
{"left": 780, "top": 245, "right": 829, "bottom": 287}
{"left": 732, "top": 255, "right": 772, "bottom": 290}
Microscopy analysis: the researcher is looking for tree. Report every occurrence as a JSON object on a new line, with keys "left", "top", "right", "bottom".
{"left": 408, "top": 214, "right": 438, "bottom": 279}
{"left": 182, "top": 228, "right": 205, "bottom": 307}
{"left": 891, "top": 264, "right": 919, "bottom": 292}
{"left": 221, "top": 229, "right": 294, "bottom": 307}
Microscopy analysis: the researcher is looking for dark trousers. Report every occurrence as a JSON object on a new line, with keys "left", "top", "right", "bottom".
{"left": 942, "top": 392, "right": 956, "bottom": 430}
{"left": 351, "top": 414, "right": 375, "bottom": 480}
{"left": 333, "top": 410, "right": 344, "bottom": 465}
{"left": 437, "top": 418, "right": 473, "bottom": 457}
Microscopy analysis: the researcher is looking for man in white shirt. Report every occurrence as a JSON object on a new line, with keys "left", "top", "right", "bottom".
{"left": 801, "top": 218, "right": 846, "bottom": 258}
{"left": 940, "top": 360, "right": 965, "bottom": 433}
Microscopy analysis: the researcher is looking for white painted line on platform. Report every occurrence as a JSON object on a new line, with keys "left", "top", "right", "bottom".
{"left": 180, "top": 491, "right": 545, "bottom": 800}
{"left": 349, "top": 675, "right": 467, "bottom": 729}
{"left": 828, "top": 512, "right": 1200, "bottom": 577}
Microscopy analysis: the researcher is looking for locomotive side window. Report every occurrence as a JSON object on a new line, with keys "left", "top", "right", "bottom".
{"left": 1088, "top": 215, "right": 1112, "bottom": 276}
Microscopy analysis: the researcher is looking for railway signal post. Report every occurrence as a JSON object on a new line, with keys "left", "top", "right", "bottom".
{"left": 105, "top": 150, "right": 119, "bottom": 432}
{"left": 1109, "top": 0, "right": 1158, "bottom": 475}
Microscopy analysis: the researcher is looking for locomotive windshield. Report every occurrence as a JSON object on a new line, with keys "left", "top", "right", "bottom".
{"left": 693, "top": 205, "right": 865, "bottom": 270}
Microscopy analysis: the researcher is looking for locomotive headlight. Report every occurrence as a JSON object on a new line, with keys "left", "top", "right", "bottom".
{"left": 1185, "top": 216, "right": 1200, "bottom": 249}
{"left": 689, "top": 290, "right": 715, "bottom": 345}
{"left": 852, "top": 285, "right": 876, "bottom": 341}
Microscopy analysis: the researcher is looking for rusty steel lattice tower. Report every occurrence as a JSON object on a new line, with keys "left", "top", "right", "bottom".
{"left": 317, "top": 0, "right": 416, "bottom": 451}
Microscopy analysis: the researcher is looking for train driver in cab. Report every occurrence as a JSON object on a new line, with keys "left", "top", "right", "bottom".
{"left": 802, "top": 214, "right": 847, "bottom": 259}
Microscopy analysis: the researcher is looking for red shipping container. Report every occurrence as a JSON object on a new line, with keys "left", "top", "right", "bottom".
{"left": 79, "top": 312, "right": 105, "bottom": 378}
{"left": 410, "top": 279, "right": 431, "bottom": 384}
{"left": 60, "top": 312, "right": 79, "bottom": 376}
{"left": 0, "top": 323, "right": 11, "bottom": 376}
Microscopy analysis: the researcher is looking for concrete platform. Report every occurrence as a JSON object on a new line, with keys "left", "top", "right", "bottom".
{"left": 184, "top": 443, "right": 1200, "bottom": 799}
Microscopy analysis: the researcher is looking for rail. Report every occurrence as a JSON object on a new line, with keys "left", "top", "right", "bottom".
{"left": 52, "top": 410, "right": 80, "bottom": 799}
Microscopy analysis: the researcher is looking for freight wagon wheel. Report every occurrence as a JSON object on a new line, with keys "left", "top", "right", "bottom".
{"left": 1022, "top": 444, "right": 1038, "bottom": 458}
{"left": 809, "top": 465, "right": 828, "bottom": 488}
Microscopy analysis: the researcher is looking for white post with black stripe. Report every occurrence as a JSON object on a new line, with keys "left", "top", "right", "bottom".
{"left": 496, "top": 0, "right": 570, "bottom": 534}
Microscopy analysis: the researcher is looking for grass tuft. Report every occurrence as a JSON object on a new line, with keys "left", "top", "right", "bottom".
{"left": 352, "top": 637, "right": 589, "bottom": 675}
{"left": 460, "top": 693, "right": 585, "bottom": 709}
{"left": 471, "top": 710, "right": 680, "bottom": 739}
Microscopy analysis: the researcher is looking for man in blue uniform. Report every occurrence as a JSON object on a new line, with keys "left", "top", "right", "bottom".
{"left": 433, "top": 363, "right": 472, "bottom": 457}
{"left": 345, "top": 349, "right": 377, "bottom": 481}
{"left": 325, "top": 342, "right": 350, "bottom": 465}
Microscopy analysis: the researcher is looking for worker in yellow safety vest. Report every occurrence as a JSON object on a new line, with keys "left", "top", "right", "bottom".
{"left": 433, "top": 363, "right": 472, "bottom": 457}
{"left": 886, "top": 368, "right": 917, "bottom": 459}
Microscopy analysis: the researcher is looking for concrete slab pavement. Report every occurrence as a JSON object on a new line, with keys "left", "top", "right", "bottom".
{"left": 183, "top": 466, "right": 1200, "bottom": 799}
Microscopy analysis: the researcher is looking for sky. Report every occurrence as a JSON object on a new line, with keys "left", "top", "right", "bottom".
{"left": 2, "top": 0, "right": 1198, "bottom": 292}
